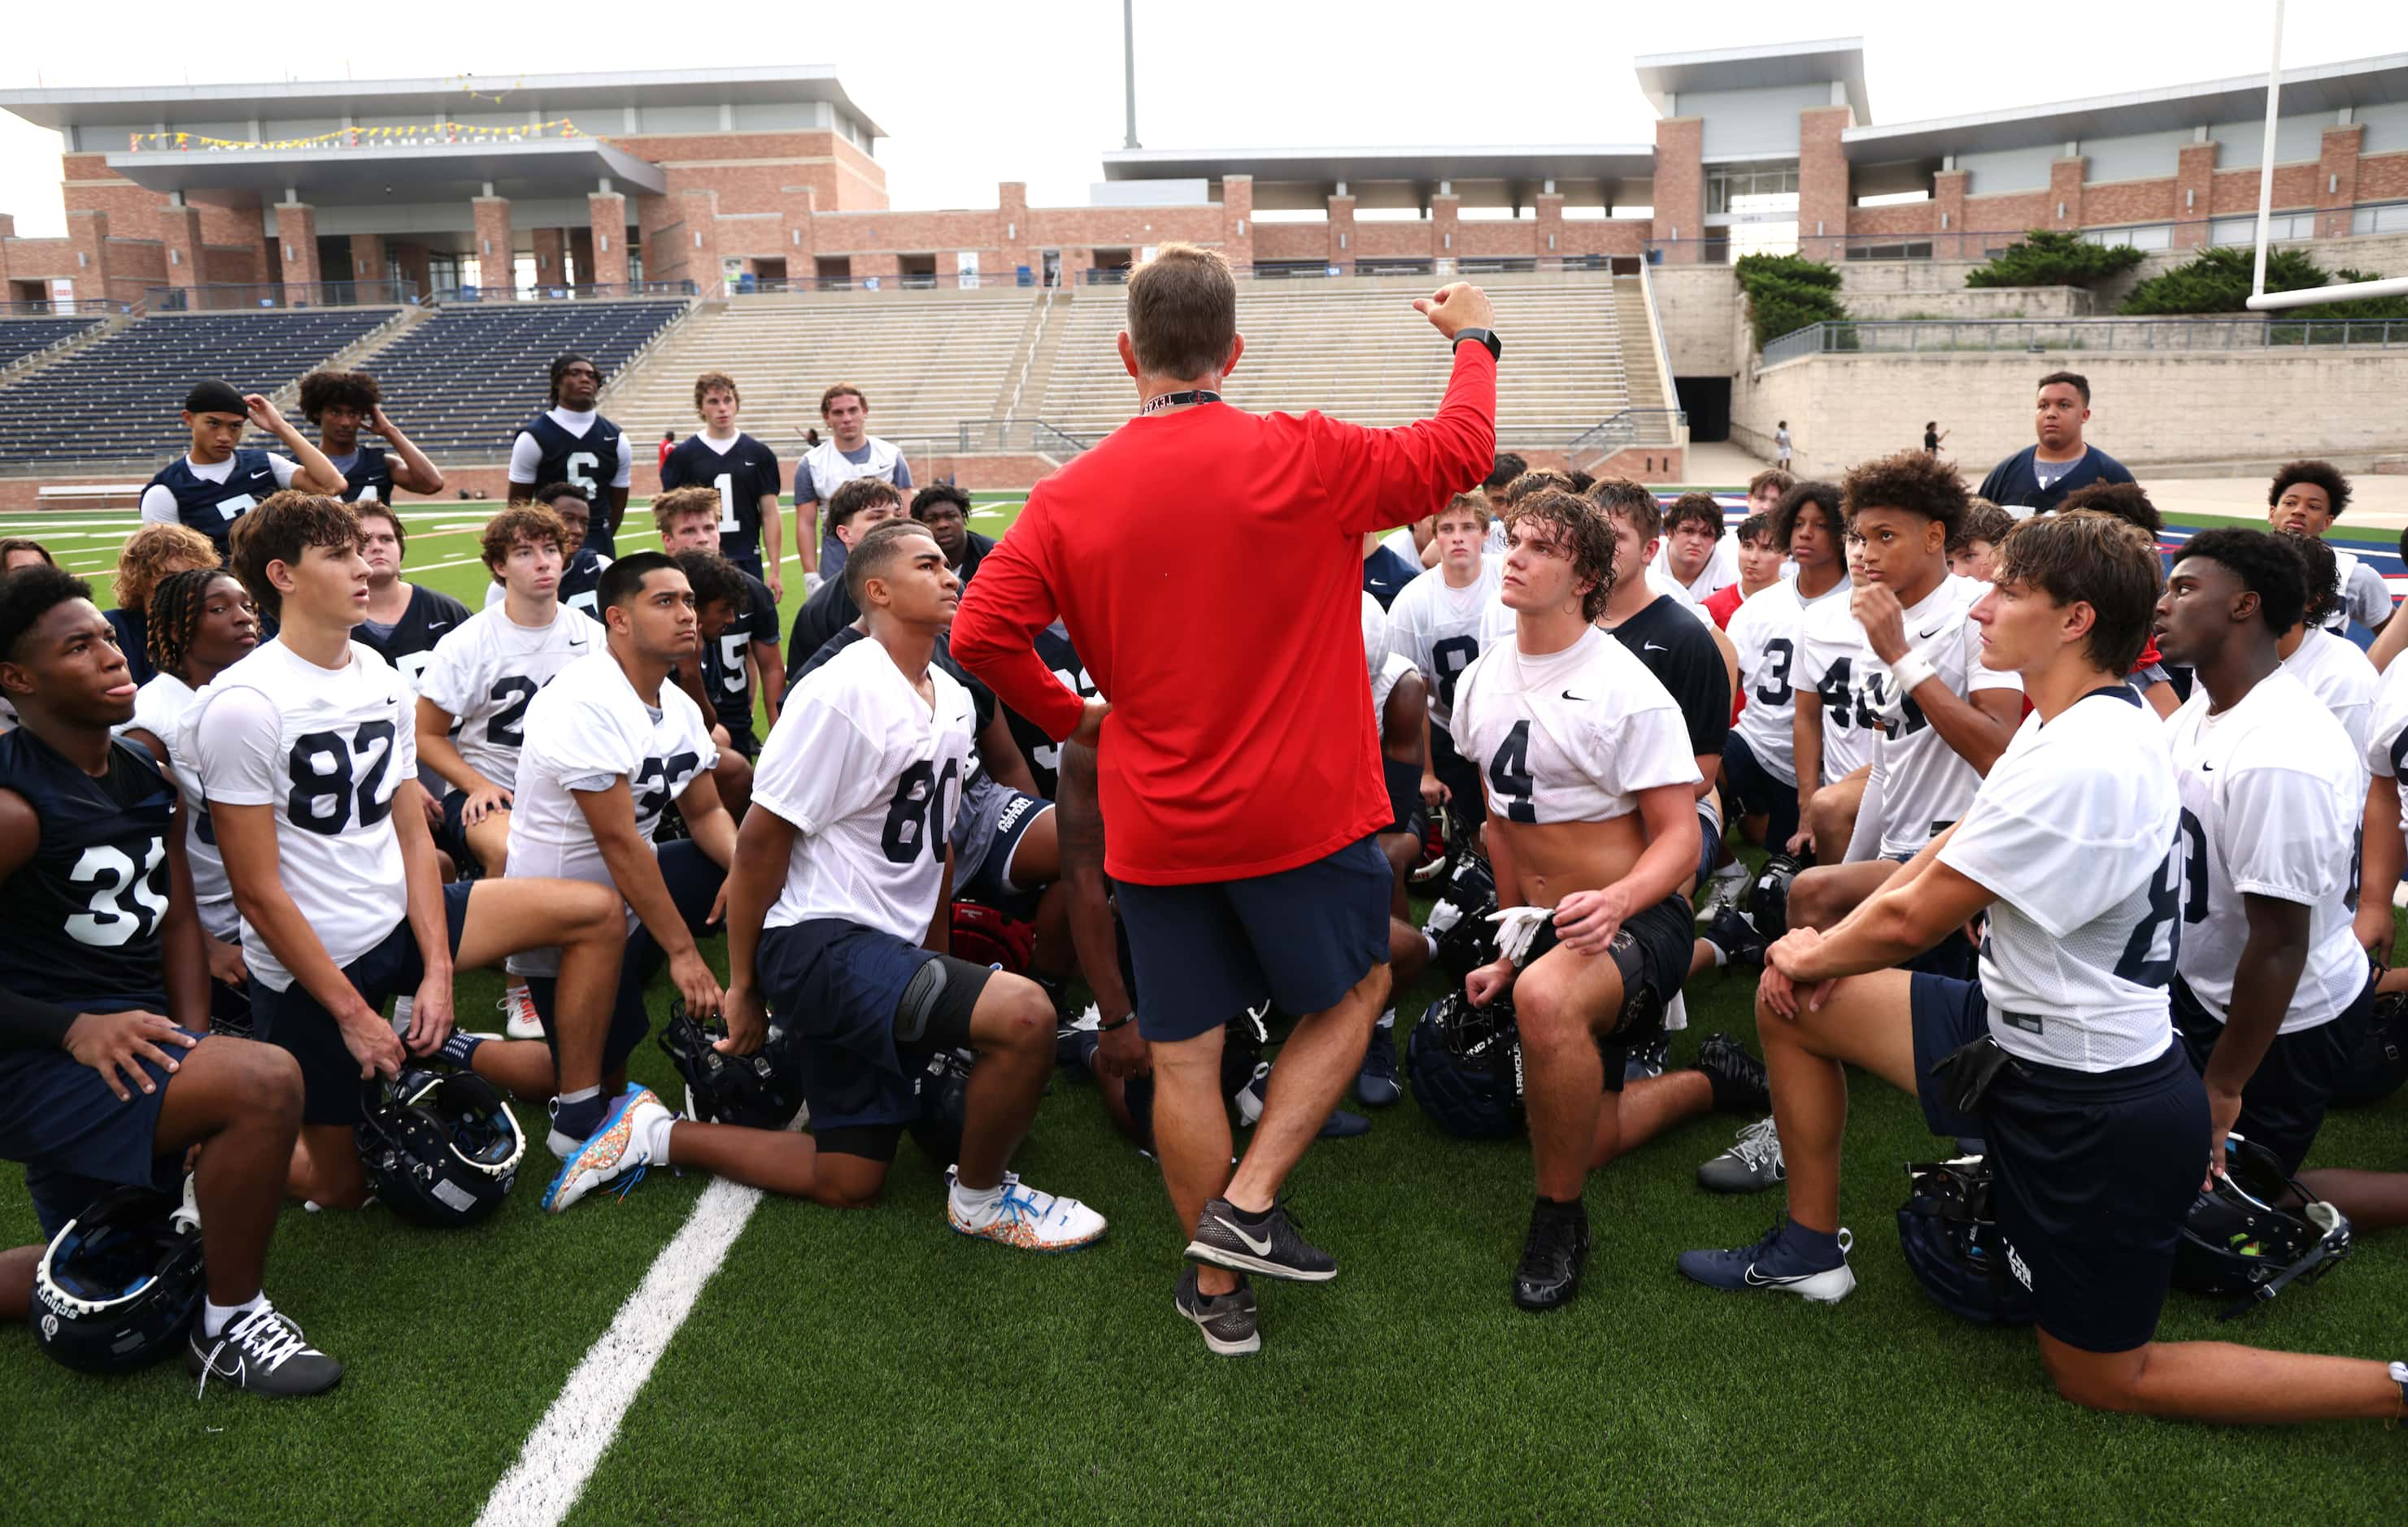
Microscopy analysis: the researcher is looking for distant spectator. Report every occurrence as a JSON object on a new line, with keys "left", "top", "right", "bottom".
{"left": 0, "top": 537, "right": 54, "bottom": 573}
{"left": 106, "top": 522, "right": 220, "bottom": 687}
{"left": 912, "top": 484, "right": 994, "bottom": 585}
{"left": 1977, "top": 371, "right": 2134, "bottom": 516}
{"left": 1947, "top": 500, "right": 2017, "bottom": 582}
{"left": 660, "top": 429, "right": 677, "bottom": 470}
{"left": 2267, "top": 459, "right": 2389, "bottom": 637}
{"left": 795, "top": 383, "right": 912, "bottom": 585}
{"left": 1924, "top": 420, "right": 1949, "bottom": 455}
{"left": 1774, "top": 420, "right": 1792, "bottom": 468}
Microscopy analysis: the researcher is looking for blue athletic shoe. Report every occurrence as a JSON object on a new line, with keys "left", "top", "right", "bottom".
{"left": 542, "top": 1085, "right": 663, "bottom": 1214}
{"left": 1677, "top": 1220, "right": 1856, "bottom": 1303}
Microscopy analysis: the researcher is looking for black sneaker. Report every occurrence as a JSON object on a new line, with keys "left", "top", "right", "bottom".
{"left": 1512, "top": 1201, "right": 1591, "bottom": 1312}
{"left": 1695, "top": 1032, "right": 1771, "bottom": 1115}
{"left": 1704, "top": 905, "right": 1767, "bottom": 968}
{"left": 1356, "top": 1021, "right": 1401, "bottom": 1107}
{"left": 186, "top": 1302, "right": 343, "bottom": 1398}
{"left": 1186, "top": 1195, "right": 1336, "bottom": 1283}
{"left": 1622, "top": 1033, "right": 1670, "bottom": 1084}
{"left": 1174, "top": 1265, "right": 1261, "bottom": 1356}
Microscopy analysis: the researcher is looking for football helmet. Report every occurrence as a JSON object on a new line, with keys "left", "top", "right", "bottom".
{"left": 2331, "top": 990, "right": 2408, "bottom": 1107}
{"left": 1407, "top": 990, "right": 1524, "bottom": 1140}
{"left": 908, "top": 1046, "right": 978, "bottom": 1165}
{"left": 2174, "top": 1133, "right": 2353, "bottom": 1319}
{"left": 1409, "top": 805, "right": 1453, "bottom": 885}
{"left": 950, "top": 902, "right": 1036, "bottom": 975}
{"left": 33, "top": 1185, "right": 206, "bottom": 1374}
{"left": 657, "top": 998, "right": 808, "bottom": 1131}
{"left": 1425, "top": 854, "right": 1503, "bottom": 982}
{"left": 1749, "top": 851, "right": 1809, "bottom": 944}
{"left": 356, "top": 1065, "right": 525, "bottom": 1228}
{"left": 1894, "top": 1156, "right": 2036, "bottom": 1326}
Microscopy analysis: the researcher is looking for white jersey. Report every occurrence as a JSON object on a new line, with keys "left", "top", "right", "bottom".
{"left": 128, "top": 672, "right": 234, "bottom": 941}
{"left": 2166, "top": 673, "right": 2367, "bottom": 1033}
{"left": 2278, "top": 626, "right": 2377, "bottom": 764}
{"left": 753, "top": 636, "right": 978, "bottom": 942}
{"left": 415, "top": 603, "right": 599, "bottom": 794}
{"left": 1361, "top": 594, "right": 1415, "bottom": 716}
{"left": 1795, "top": 581, "right": 1879, "bottom": 782}
{"left": 800, "top": 436, "right": 905, "bottom": 506}
{"left": 1378, "top": 526, "right": 1424, "bottom": 570}
{"left": 1652, "top": 533, "right": 1740, "bottom": 603}
{"left": 2365, "top": 655, "right": 2408, "bottom": 851}
{"left": 1938, "top": 688, "right": 2182, "bottom": 1072}
{"left": 183, "top": 639, "right": 416, "bottom": 992}
{"left": 1451, "top": 624, "right": 1699, "bottom": 826}
{"left": 503, "top": 648, "right": 718, "bottom": 976}
{"left": 1728, "top": 573, "right": 1851, "bottom": 786}
{"left": 1385, "top": 558, "right": 1504, "bottom": 729}
{"left": 1643, "top": 566, "right": 1718, "bottom": 629}
{"left": 2320, "top": 550, "right": 2394, "bottom": 633}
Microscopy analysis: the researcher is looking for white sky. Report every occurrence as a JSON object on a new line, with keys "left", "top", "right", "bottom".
{"left": 0, "top": 2, "right": 2395, "bottom": 238}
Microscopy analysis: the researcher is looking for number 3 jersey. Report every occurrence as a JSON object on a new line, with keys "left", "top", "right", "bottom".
{"left": 1936, "top": 687, "right": 2181, "bottom": 1072}
{"left": 1449, "top": 625, "right": 1699, "bottom": 826}
{"left": 414, "top": 604, "right": 599, "bottom": 794}
{"left": 1726, "top": 573, "right": 1850, "bottom": 786}
{"left": 752, "top": 636, "right": 978, "bottom": 942}
{"left": 503, "top": 647, "right": 719, "bottom": 977}
{"left": 0, "top": 728, "right": 176, "bottom": 1008}
{"left": 184, "top": 638, "right": 417, "bottom": 993}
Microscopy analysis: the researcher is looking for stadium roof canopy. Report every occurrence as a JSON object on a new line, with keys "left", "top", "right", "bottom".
{"left": 1631, "top": 37, "right": 1870, "bottom": 125}
{"left": 1099, "top": 146, "right": 1656, "bottom": 211}
{"left": 100, "top": 139, "right": 668, "bottom": 202}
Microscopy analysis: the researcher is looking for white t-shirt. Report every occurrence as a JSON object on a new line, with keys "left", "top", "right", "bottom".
{"left": 2278, "top": 625, "right": 2377, "bottom": 764}
{"left": 2364, "top": 655, "right": 2408, "bottom": 850}
{"left": 751, "top": 636, "right": 978, "bottom": 942}
{"left": 1378, "top": 526, "right": 1423, "bottom": 570}
{"left": 1796, "top": 585, "right": 1877, "bottom": 782}
{"left": 1651, "top": 533, "right": 1740, "bottom": 603}
{"left": 128, "top": 672, "right": 234, "bottom": 941}
{"left": 1450, "top": 624, "right": 1700, "bottom": 826}
{"left": 2166, "top": 672, "right": 2367, "bottom": 1034}
{"left": 1728, "top": 573, "right": 1850, "bottom": 787}
{"left": 138, "top": 451, "right": 298, "bottom": 524}
{"left": 503, "top": 648, "right": 717, "bottom": 976}
{"left": 1385, "top": 558, "right": 1504, "bottom": 729}
{"left": 1938, "top": 688, "right": 2182, "bottom": 1072}
{"left": 183, "top": 639, "right": 415, "bottom": 992}
{"left": 507, "top": 407, "right": 634, "bottom": 488}
{"left": 416, "top": 603, "right": 599, "bottom": 794}
{"left": 2320, "top": 550, "right": 2393, "bottom": 633}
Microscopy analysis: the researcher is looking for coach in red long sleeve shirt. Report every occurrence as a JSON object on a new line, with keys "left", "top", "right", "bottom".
{"left": 952, "top": 244, "right": 1496, "bottom": 1343}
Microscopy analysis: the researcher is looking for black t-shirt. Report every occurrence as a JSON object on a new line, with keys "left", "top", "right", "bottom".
{"left": 660, "top": 433, "right": 783, "bottom": 563}
{"left": 699, "top": 570, "right": 782, "bottom": 736}
{"left": 1609, "top": 595, "right": 1731, "bottom": 759}
{"left": 1923, "top": 429, "right": 1940, "bottom": 452}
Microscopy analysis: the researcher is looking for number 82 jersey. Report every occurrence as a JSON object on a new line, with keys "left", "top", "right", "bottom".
{"left": 0, "top": 729, "right": 177, "bottom": 1008}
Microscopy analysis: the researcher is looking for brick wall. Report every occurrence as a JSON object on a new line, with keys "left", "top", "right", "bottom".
{"left": 1652, "top": 118, "right": 1705, "bottom": 256}
{"left": 1797, "top": 106, "right": 1853, "bottom": 245}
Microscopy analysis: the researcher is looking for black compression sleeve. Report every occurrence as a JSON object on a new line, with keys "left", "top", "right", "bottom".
{"left": 0, "top": 985, "right": 80, "bottom": 1054}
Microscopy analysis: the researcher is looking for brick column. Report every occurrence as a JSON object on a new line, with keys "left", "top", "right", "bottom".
{"left": 586, "top": 192, "right": 629, "bottom": 286}
{"left": 160, "top": 202, "right": 205, "bottom": 290}
{"left": 678, "top": 189, "right": 722, "bottom": 294}
{"left": 997, "top": 182, "right": 1030, "bottom": 283}
{"left": 1932, "top": 169, "right": 1970, "bottom": 258}
{"left": 1221, "top": 174, "right": 1254, "bottom": 271}
{"left": 392, "top": 241, "right": 432, "bottom": 298}
{"left": 777, "top": 185, "right": 816, "bottom": 282}
{"left": 1534, "top": 191, "right": 1565, "bottom": 270}
{"left": 1653, "top": 117, "right": 1705, "bottom": 261}
{"left": 0, "top": 214, "right": 12, "bottom": 292}
{"left": 348, "top": 233, "right": 388, "bottom": 285}
{"left": 531, "top": 227, "right": 566, "bottom": 285}
{"left": 471, "top": 196, "right": 513, "bottom": 290}
{"left": 276, "top": 202, "right": 321, "bottom": 293}
{"left": 2319, "top": 124, "right": 2364, "bottom": 240}
{"left": 1431, "top": 192, "right": 1460, "bottom": 269}
{"left": 1797, "top": 105, "right": 1854, "bottom": 261}
{"left": 64, "top": 210, "right": 112, "bottom": 305}
{"left": 1326, "top": 193, "right": 1356, "bottom": 274}
{"left": 637, "top": 194, "right": 680, "bottom": 284}
{"left": 2049, "top": 157, "right": 2086, "bottom": 232}
{"left": 2173, "top": 143, "right": 2218, "bottom": 247}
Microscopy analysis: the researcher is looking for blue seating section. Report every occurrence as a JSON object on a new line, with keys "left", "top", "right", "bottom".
{"left": 355, "top": 302, "right": 688, "bottom": 457}
{"left": 0, "top": 317, "right": 103, "bottom": 370}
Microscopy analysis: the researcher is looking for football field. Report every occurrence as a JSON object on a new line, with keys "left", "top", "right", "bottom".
{"left": 3, "top": 494, "right": 2405, "bottom": 1523}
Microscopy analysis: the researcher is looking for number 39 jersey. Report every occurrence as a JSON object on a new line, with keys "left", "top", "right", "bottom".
{"left": 504, "top": 648, "right": 719, "bottom": 977}
{"left": 1937, "top": 687, "right": 2183, "bottom": 1073}
{"left": 185, "top": 639, "right": 417, "bottom": 993}
{"left": 1450, "top": 625, "right": 1699, "bottom": 826}
{"left": 753, "top": 636, "right": 977, "bottom": 942}
{"left": 0, "top": 728, "right": 176, "bottom": 1008}
{"left": 1383, "top": 557, "right": 1504, "bottom": 729}
{"left": 415, "top": 604, "right": 599, "bottom": 794}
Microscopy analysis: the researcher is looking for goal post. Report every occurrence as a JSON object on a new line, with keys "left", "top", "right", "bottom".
{"left": 2243, "top": 0, "right": 2408, "bottom": 311}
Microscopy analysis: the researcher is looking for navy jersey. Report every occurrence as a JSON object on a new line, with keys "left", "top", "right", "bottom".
{"left": 355, "top": 583, "right": 473, "bottom": 691}
{"left": 144, "top": 448, "right": 283, "bottom": 559}
{"left": 0, "top": 729, "right": 176, "bottom": 1009}
{"left": 1003, "top": 624, "right": 1094, "bottom": 798}
{"left": 1361, "top": 544, "right": 1422, "bottom": 610}
{"left": 561, "top": 548, "right": 609, "bottom": 624}
{"left": 322, "top": 444, "right": 395, "bottom": 506}
{"left": 1976, "top": 446, "right": 2136, "bottom": 518}
{"left": 661, "top": 434, "right": 782, "bottom": 563}
{"left": 520, "top": 412, "right": 626, "bottom": 557}
{"left": 103, "top": 607, "right": 155, "bottom": 690}
{"left": 698, "top": 569, "right": 782, "bottom": 737}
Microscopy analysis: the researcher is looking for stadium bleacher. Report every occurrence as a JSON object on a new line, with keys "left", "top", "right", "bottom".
{"left": 0, "top": 316, "right": 104, "bottom": 371}
{"left": 358, "top": 301, "right": 691, "bottom": 459}
{"left": 0, "top": 310, "right": 392, "bottom": 466}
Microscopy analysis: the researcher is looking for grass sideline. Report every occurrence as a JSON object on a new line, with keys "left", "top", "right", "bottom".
{"left": 1, "top": 498, "right": 2403, "bottom": 1522}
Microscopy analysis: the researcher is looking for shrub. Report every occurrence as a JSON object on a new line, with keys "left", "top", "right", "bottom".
{"left": 1735, "top": 253, "right": 1846, "bottom": 349}
{"left": 2120, "top": 246, "right": 2324, "bottom": 314}
{"left": 1965, "top": 230, "right": 2145, "bottom": 289}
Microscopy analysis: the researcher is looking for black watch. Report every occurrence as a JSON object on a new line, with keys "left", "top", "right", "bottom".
{"left": 1453, "top": 327, "right": 1501, "bottom": 363}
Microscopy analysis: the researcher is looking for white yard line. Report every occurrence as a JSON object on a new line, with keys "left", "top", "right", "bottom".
{"left": 472, "top": 1177, "right": 762, "bottom": 1527}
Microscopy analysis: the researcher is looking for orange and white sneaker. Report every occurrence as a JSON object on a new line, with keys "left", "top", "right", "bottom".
{"left": 543, "top": 1087, "right": 668, "bottom": 1213}
{"left": 945, "top": 1169, "right": 1107, "bottom": 1252}
{"left": 501, "top": 983, "right": 544, "bottom": 1042}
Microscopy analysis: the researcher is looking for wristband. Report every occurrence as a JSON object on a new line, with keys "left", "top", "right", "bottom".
{"left": 1888, "top": 650, "right": 1938, "bottom": 699}
{"left": 1098, "top": 1011, "right": 1136, "bottom": 1033}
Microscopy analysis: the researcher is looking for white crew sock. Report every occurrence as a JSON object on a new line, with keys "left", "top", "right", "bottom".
{"left": 951, "top": 1178, "right": 1005, "bottom": 1220}
{"left": 1422, "top": 932, "right": 1440, "bottom": 963}
{"left": 390, "top": 994, "right": 412, "bottom": 1033}
{"left": 643, "top": 1110, "right": 678, "bottom": 1166}
{"left": 202, "top": 1293, "right": 265, "bottom": 1339}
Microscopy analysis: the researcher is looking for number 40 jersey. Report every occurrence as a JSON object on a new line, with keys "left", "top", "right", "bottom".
{"left": 415, "top": 605, "right": 599, "bottom": 796}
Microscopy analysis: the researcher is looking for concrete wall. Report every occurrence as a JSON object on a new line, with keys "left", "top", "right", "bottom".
{"left": 1844, "top": 285, "right": 2094, "bottom": 320}
{"left": 1651, "top": 263, "right": 1739, "bottom": 376}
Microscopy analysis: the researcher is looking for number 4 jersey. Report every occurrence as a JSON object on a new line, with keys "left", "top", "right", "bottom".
{"left": 1449, "top": 625, "right": 1698, "bottom": 827}
{"left": 184, "top": 639, "right": 417, "bottom": 993}
{"left": 0, "top": 728, "right": 176, "bottom": 1008}
{"left": 415, "top": 604, "right": 599, "bottom": 795}
{"left": 752, "top": 634, "right": 977, "bottom": 942}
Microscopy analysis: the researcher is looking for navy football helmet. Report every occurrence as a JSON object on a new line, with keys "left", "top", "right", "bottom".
{"left": 1407, "top": 990, "right": 1523, "bottom": 1140}
{"left": 33, "top": 1185, "right": 206, "bottom": 1374}
{"left": 1894, "top": 1155, "right": 2036, "bottom": 1326}
{"left": 1749, "top": 851, "right": 1809, "bottom": 943}
{"left": 2174, "top": 1133, "right": 2353, "bottom": 1319}
{"left": 658, "top": 998, "right": 808, "bottom": 1132}
{"left": 356, "top": 1065, "right": 525, "bottom": 1228}
{"left": 908, "top": 1046, "right": 978, "bottom": 1166}
{"left": 2331, "top": 990, "right": 2408, "bottom": 1107}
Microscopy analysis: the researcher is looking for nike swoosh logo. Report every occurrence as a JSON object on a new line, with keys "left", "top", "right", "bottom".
{"left": 1918, "top": 625, "right": 1943, "bottom": 640}
{"left": 1742, "top": 1266, "right": 1814, "bottom": 1287}
{"left": 426, "top": 621, "right": 451, "bottom": 632}
{"left": 1213, "top": 1216, "right": 1274, "bottom": 1256}
{"left": 1644, "top": 642, "right": 1667, "bottom": 653}
{"left": 1562, "top": 689, "right": 1592, "bottom": 702}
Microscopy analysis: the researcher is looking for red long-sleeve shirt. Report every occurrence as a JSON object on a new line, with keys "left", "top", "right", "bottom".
{"left": 952, "top": 344, "right": 1496, "bottom": 885}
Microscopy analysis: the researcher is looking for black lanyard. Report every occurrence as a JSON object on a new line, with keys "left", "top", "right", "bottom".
{"left": 1139, "top": 390, "right": 1221, "bottom": 416}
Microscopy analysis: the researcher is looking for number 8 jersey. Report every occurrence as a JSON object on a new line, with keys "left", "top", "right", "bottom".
{"left": 184, "top": 638, "right": 417, "bottom": 993}
{"left": 751, "top": 635, "right": 977, "bottom": 942}
{"left": 1449, "top": 625, "right": 1698, "bottom": 826}
{"left": 0, "top": 728, "right": 177, "bottom": 1007}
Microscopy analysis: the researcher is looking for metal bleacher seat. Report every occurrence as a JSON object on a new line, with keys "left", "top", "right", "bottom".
{"left": 0, "top": 317, "right": 104, "bottom": 371}
{"left": 359, "top": 302, "right": 689, "bottom": 458}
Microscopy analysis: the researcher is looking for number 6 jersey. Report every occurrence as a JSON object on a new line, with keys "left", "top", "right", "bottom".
{"left": 1449, "top": 625, "right": 1698, "bottom": 827}
{"left": 752, "top": 635, "right": 978, "bottom": 942}
{"left": 184, "top": 638, "right": 417, "bottom": 993}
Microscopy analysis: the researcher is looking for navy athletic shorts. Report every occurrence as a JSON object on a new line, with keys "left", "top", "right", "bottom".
{"left": 757, "top": 917, "right": 990, "bottom": 1136}
{"left": 1115, "top": 835, "right": 1391, "bottom": 1042}
{"left": 2171, "top": 971, "right": 2371, "bottom": 1176}
{"left": 1382, "top": 756, "right": 1429, "bottom": 841}
{"left": 252, "top": 881, "right": 472, "bottom": 1127}
{"left": 1592, "top": 894, "right": 1693, "bottom": 1094}
{"left": 957, "top": 790, "right": 1051, "bottom": 918}
{"left": 0, "top": 994, "right": 191, "bottom": 1242}
{"left": 1720, "top": 732, "right": 1800, "bottom": 853}
{"left": 526, "top": 839, "right": 726, "bottom": 1079}
{"left": 435, "top": 787, "right": 481, "bottom": 870}
{"left": 1910, "top": 972, "right": 2206, "bottom": 1354}
{"left": 1427, "top": 721, "right": 1484, "bottom": 827}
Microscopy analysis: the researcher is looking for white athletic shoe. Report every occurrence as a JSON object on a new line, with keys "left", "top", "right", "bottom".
{"left": 945, "top": 1168, "right": 1108, "bottom": 1252}
{"left": 501, "top": 984, "right": 544, "bottom": 1042}
{"left": 542, "top": 1088, "right": 670, "bottom": 1213}
{"left": 1698, "top": 859, "right": 1752, "bottom": 920}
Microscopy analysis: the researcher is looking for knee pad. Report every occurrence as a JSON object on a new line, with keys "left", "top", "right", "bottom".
{"left": 895, "top": 959, "right": 951, "bottom": 1047}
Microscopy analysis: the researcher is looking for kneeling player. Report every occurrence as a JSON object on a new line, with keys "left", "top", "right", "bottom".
{"left": 1454, "top": 493, "right": 1766, "bottom": 1312}
{"left": 1680, "top": 514, "right": 2408, "bottom": 1423}
{"left": 722, "top": 522, "right": 1104, "bottom": 1243}
{"left": 0, "top": 568, "right": 337, "bottom": 1395}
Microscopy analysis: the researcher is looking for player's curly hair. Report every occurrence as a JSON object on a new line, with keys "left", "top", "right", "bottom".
{"left": 231, "top": 491, "right": 360, "bottom": 621}
{"left": 146, "top": 565, "right": 246, "bottom": 681}
{"left": 1586, "top": 476, "right": 1661, "bottom": 545}
{"left": 296, "top": 369, "right": 380, "bottom": 424}
{"left": 1499, "top": 469, "right": 1575, "bottom": 511}
{"left": 912, "top": 483, "right": 973, "bottom": 519}
{"left": 2172, "top": 528, "right": 2308, "bottom": 635}
{"left": 1769, "top": 480, "right": 1842, "bottom": 555}
{"left": 1662, "top": 491, "right": 1722, "bottom": 538}
{"left": 0, "top": 563, "right": 92, "bottom": 664}
{"left": 651, "top": 486, "right": 721, "bottom": 534}
{"left": 1840, "top": 448, "right": 1968, "bottom": 542}
{"left": 1735, "top": 512, "right": 1773, "bottom": 547}
{"left": 2275, "top": 529, "right": 2340, "bottom": 626}
{"left": 2056, "top": 481, "right": 2162, "bottom": 537}
{"left": 1992, "top": 511, "right": 2161, "bottom": 674}
{"left": 673, "top": 548, "right": 751, "bottom": 617}
{"left": 1435, "top": 491, "right": 1488, "bottom": 530}
{"left": 111, "top": 522, "right": 220, "bottom": 616}
{"left": 1513, "top": 489, "right": 1617, "bottom": 622}
{"left": 2270, "top": 459, "right": 2352, "bottom": 520}
{"left": 1950, "top": 500, "right": 2017, "bottom": 555}
{"left": 692, "top": 371, "right": 739, "bottom": 410}
{"left": 481, "top": 504, "right": 570, "bottom": 583}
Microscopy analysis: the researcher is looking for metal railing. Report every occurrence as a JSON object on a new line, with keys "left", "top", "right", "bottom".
{"left": 1562, "top": 409, "right": 1687, "bottom": 462}
{"left": 952, "top": 419, "right": 1096, "bottom": 455}
{"left": 1004, "top": 281, "right": 1058, "bottom": 421}
{"left": 0, "top": 298, "right": 136, "bottom": 318}
{"left": 1645, "top": 202, "right": 2408, "bottom": 268}
{"left": 429, "top": 281, "right": 695, "bottom": 304}
{"left": 145, "top": 280, "right": 418, "bottom": 311}
{"left": 1760, "top": 315, "right": 2408, "bottom": 368}
{"left": 743, "top": 271, "right": 1012, "bottom": 295}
